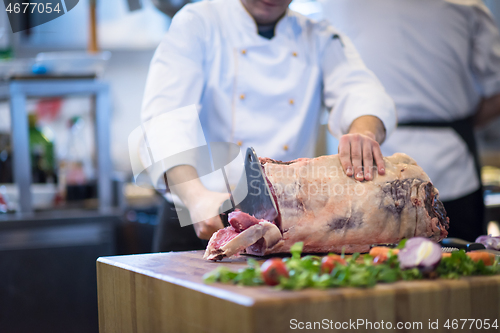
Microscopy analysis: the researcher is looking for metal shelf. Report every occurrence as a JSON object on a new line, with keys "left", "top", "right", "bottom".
{"left": 6, "top": 77, "right": 112, "bottom": 213}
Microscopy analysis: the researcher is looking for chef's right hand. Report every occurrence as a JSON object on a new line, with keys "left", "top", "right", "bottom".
{"left": 166, "top": 166, "right": 230, "bottom": 240}
{"left": 187, "top": 191, "right": 230, "bottom": 240}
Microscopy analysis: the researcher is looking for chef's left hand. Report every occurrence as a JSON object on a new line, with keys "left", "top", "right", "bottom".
{"left": 338, "top": 116, "right": 386, "bottom": 181}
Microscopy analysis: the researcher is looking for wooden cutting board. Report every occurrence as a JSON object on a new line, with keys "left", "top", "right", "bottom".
{"left": 97, "top": 250, "right": 500, "bottom": 333}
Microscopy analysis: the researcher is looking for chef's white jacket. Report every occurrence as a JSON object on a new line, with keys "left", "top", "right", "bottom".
{"left": 322, "top": 0, "right": 500, "bottom": 201}
{"left": 140, "top": 0, "right": 396, "bottom": 193}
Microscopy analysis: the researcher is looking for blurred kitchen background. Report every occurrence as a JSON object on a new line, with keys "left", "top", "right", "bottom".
{"left": 0, "top": 0, "right": 500, "bottom": 332}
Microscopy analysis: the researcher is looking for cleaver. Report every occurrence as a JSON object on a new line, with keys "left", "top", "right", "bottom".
{"left": 219, "top": 147, "right": 278, "bottom": 227}
{"left": 441, "top": 237, "right": 487, "bottom": 252}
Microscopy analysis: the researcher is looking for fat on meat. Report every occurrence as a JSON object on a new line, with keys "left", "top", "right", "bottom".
{"left": 204, "top": 153, "right": 449, "bottom": 261}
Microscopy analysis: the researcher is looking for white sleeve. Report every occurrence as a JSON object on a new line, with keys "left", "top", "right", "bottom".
{"left": 141, "top": 5, "right": 206, "bottom": 122}
{"left": 471, "top": 3, "right": 500, "bottom": 98}
{"left": 138, "top": 5, "right": 209, "bottom": 188}
{"left": 322, "top": 29, "right": 397, "bottom": 139}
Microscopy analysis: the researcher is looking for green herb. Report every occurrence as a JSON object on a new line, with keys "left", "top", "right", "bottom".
{"left": 203, "top": 266, "right": 238, "bottom": 284}
{"left": 396, "top": 239, "right": 407, "bottom": 249}
{"left": 233, "top": 266, "right": 262, "bottom": 286}
{"left": 436, "top": 250, "right": 500, "bottom": 279}
{"left": 290, "top": 242, "right": 304, "bottom": 260}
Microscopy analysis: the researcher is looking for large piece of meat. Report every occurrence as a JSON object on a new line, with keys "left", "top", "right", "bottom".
{"left": 204, "top": 153, "right": 449, "bottom": 261}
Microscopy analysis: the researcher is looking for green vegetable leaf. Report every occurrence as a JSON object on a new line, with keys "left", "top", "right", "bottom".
{"left": 378, "top": 267, "right": 399, "bottom": 283}
{"left": 436, "top": 250, "right": 500, "bottom": 278}
{"left": 396, "top": 239, "right": 407, "bottom": 249}
{"left": 350, "top": 252, "right": 360, "bottom": 262}
{"left": 290, "top": 242, "right": 304, "bottom": 260}
{"left": 234, "top": 266, "right": 262, "bottom": 286}
{"left": 203, "top": 266, "right": 238, "bottom": 284}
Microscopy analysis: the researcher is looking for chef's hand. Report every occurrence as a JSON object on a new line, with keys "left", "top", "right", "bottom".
{"left": 339, "top": 115, "right": 386, "bottom": 181}
{"left": 189, "top": 191, "right": 230, "bottom": 240}
{"left": 166, "top": 165, "right": 229, "bottom": 240}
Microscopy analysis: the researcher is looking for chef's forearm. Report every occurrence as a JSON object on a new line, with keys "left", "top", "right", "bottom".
{"left": 475, "top": 93, "right": 500, "bottom": 128}
{"left": 348, "top": 115, "right": 386, "bottom": 144}
{"left": 165, "top": 165, "right": 209, "bottom": 208}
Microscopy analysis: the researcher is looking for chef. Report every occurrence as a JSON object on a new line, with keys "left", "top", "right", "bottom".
{"left": 322, "top": 0, "right": 500, "bottom": 240}
{"left": 141, "top": 0, "right": 396, "bottom": 250}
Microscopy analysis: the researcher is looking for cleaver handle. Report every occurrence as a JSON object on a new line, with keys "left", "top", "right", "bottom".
{"left": 219, "top": 198, "right": 234, "bottom": 228}
{"left": 441, "top": 238, "right": 486, "bottom": 252}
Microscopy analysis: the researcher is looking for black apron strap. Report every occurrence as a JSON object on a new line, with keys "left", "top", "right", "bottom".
{"left": 398, "top": 115, "right": 482, "bottom": 185}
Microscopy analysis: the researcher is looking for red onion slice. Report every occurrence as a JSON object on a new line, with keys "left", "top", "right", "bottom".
{"left": 398, "top": 237, "right": 442, "bottom": 271}
{"left": 475, "top": 235, "right": 500, "bottom": 251}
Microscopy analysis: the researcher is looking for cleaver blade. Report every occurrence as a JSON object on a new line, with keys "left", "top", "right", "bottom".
{"left": 219, "top": 147, "right": 278, "bottom": 227}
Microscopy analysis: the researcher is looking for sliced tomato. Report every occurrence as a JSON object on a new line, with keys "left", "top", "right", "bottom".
{"left": 321, "top": 254, "right": 347, "bottom": 273}
{"left": 261, "top": 258, "right": 289, "bottom": 286}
